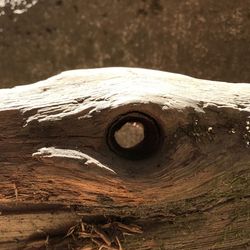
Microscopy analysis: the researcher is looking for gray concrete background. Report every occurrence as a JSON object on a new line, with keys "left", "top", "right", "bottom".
{"left": 0, "top": 0, "right": 250, "bottom": 88}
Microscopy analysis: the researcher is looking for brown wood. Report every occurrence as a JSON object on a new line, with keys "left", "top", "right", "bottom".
{"left": 0, "top": 68, "right": 249, "bottom": 249}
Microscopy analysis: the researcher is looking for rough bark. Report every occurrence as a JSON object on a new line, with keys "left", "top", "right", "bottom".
{"left": 0, "top": 67, "right": 249, "bottom": 249}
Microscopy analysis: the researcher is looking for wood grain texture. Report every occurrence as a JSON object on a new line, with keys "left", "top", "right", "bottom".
{"left": 0, "top": 68, "right": 249, "bottom": 249}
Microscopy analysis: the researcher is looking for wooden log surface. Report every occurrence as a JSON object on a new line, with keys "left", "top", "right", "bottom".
{"left": 0, "top": 67, "right": 249, "bottom": 249}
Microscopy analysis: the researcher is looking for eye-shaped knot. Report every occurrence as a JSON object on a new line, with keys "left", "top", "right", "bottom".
{"left": 107, "top": 112, "right": 163, "bottom": 160}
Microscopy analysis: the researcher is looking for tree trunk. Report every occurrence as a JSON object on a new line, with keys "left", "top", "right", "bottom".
{"left": 0, "top": 68, "right": 249, "bottom": 249}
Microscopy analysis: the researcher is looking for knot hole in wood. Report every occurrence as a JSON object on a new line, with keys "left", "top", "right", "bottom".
{"left": 106, "top": 112, "right": 163, "bottom": 160}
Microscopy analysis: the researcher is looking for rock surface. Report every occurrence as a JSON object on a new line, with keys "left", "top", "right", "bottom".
{"left": 1, "top": 0, "right": 250, "bottom": 87}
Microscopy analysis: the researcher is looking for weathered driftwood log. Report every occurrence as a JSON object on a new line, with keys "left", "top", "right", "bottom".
{"left": 0, "top": 68, "right": 249, "bottom": 250}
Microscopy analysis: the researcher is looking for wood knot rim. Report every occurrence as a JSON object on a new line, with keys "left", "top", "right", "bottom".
{"left": 107, "top": 112, "right": 163, "bottom": 160}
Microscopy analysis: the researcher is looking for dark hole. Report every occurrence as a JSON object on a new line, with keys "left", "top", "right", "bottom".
{"left": 107, "top": 112, "right": 163, "bottom": 160}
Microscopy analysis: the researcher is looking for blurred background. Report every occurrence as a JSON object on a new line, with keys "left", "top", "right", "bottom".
{"left": 0, "top": 0, "right": 250, "bottom": 88}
